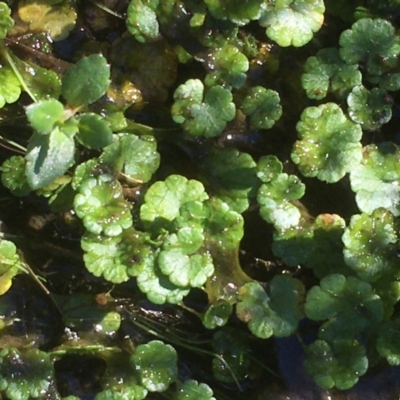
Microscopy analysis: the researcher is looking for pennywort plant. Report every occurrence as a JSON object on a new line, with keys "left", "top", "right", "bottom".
{"left": 1, "top": 0, "right": 400, "bottom": 398}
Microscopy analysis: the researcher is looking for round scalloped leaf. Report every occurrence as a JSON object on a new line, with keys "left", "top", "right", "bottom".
{"left": 259, "top": 0, "right": 325, "bottom": 47}
{"left": 81, "top": 228, "right": 153, "bottom": 283}
{"left": 158, "top": 249, "right": 214, "bottom": 288}
{"left": 241, "top": 86, "right": 282, "bottom": 129}
{"left": 74, "top": 179, "right": 132, "bottom": 236}
{"left": 292, "top": 103, "right": 362, "bottom": 183}
{"left": 131, "top": 340, "right": 177, "bottom": 392}
{"left": 140, "top": 174, "right": 208, "bottom": 234}
{"left": 171, "top": 79, "right": 235, "bottom": 137}
{"left": 200, "top": 148, "right": 259, "bottom": 213}
{"left": 94, "top": 386, "right": 148, "bottom": 400}
{"left": 257, "top": 156, "right": 305, "bottom": 231}
{"left": 1, "top": 156, "right": 31, "bottom": 197}
{"left": 305, "top": 274, "right": 384, "bottom": 342}
{"left": 304, "top": 339, "right": 368, "bottom": 390}
{"left": 0, "top": 67, "right": 21, "bottom": 108}
{"left": 72, "top": 158, "right": 114, "bottom": 190}
{"left": 18, "top": 0, "right": 76, "bottom": 41}
{"left": 342, "top": 209, "right": 399, "bottom": 282}
{"left": 101, "top": 134, "right": 160, "bottom": 183}
{"left": 204, "top": 45, "right": 249, "bottom": 89}
{"left": 256, "top": 154, "right": 283, "bottom": 183}
{"left": 137, "top": 255, "right": 190, "bottom": 304}
{"left": 26, "top": 99, "right": 65, "bottom": 135}
{"left": 347, "top": 86, "right": 392, "bottom": 131}
{"left": 76, "top": 113, "right": 113, "bottom": 149}
{"left": 177, "top": 380, "right": 215, "bottom": 400}
{"left": 339, "top": 18, "right": 400, "bottom": 76}
{"left": 204, "top": 197, "right": 244, "bottom": 251}
{"left": 203, "top": 300, "right": 233, "bottom": 329}
{"left": 349, "top": 142, "right": 400, "bottom": 216}
{"left": 0, "top": 2, "right": 14, "bottom": 39}
{"left": 377, "top": 319, "right": 400, "bottom": 366}
{"left": 272, "top": 214, "right": 348, "bottom": 277}
{"left": 301, "top": 48, "right": 362, "bottom": 100}
{"left": 0, "top": 347, "right": 54, "bottom": 400}
{"left": 25, "top": 128, "right": 75, "bottom": 190}
{"left": 203, "top": 0, "right": 264, "bottom": 25}
{"left": 62, "top": 54, "right": 110, "bottom": 107}
{"left": 236, "top": 276, "right": 305, "bottom": 339}
{"left": 126, "top": 0, "right": 160, "bottom": 43}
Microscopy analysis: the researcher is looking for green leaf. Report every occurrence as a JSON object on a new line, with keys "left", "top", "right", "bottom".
{"left": 74, "top": 179, "right": 132, "bottom": 237}
{"left": 292, "top": 103, "right": 363, "bottom": 183}
{"left": 101, "top": 134, "right": 160, "bottom": 183}
{"left": 62, "top": 54, "right": 110, "bottom": 107}
{"left": 257, "top": 155, "right": 305, "bottom": 231}
{"left": 56, "top": 293, "right": 121, "bottom": 334}
{"left": 137, "top": 255, "right": 190, "bottom": 304}
{"left": 200, "top": 148, "right": 259, "bottom": 213}
{"left": 349, "top": 142, "right": 400, "bottom": 216}
{"left": 81, "top": 228, "right": 153, "bottom": 283}
{"left": 0, "top": 348, "right": 55, "bottom": 400}
{"left": 177, "top": 380, "right": 215, "bottom": 400}
{"left": 171, "top": 79, "right": 235, "bottom": 137}
{"left": 301, "top": 48, "right": 362, "bottom": 100}
{"left": 25, "top": 128, "right": 75, "bottom": 190}
{"left": 25, "top": 99, "right": 65, "bottom": 135}
{"left": 377, "top": 319, "right": 400, "bottom": 366}
{"left": 0, "top": 240, "right": 22, "bottom": 296}
{"left": 76, "top": 113, "right": 113, "bottom": 149}
{"left": 140, "top": 174, "right": 208, "bottom": 234}
{"left": 158, "top": 248, "right": 214, "bottom": 288}
{"left": 204, "top": 44, "right": 249, "bottom": 89}
{"left": 241, "top": 86, "right": 282, "bottom": 129}
{"left": 203, "top": 300, "right": 233, "bottom": 329}
{"left": 272, "top": 225, "right": 314, "bottom": 267}
{"left": 379, "top": 72, "right": 400, "bottom": 91}
{"left": 204, "top": 197, "right": 244, "bottom": 251}
{"left": 236, "top": 277, "right": 305, "bottom": 339}
{"left": 347, "top": 86, "right": 392, "bottom": 131}
{"left": 131, "top": 340, "right": 178, "bottom": 392}
{"left": 304, "top": 340, "right": 368, "bottom": 390}
{"left": 305, "top": 274, "right": 384, "bottom": 342}
{"left": 126, "top": 0, "right": 160, "bottom": 43}
{"left": 259, "top": 0, "right": 325, "bottom": 47}
{"left": 339, "top": 18, "right": 400, "bottom": 76}
{"left": 0, "top": 67, "right": 21, "bottom": 108}
{"left": 1, "top": 156, "right": 31, "bottom": 197}
{"left": 303, "top": 214, "right": 348, "bottom": 278}
{"left": 342, "top": 209, "right": 399, "bottom": 282}
{"left": 203, "top": 0, "right": 264, "bottom": 25}
{"left": 0, "top": 2, "right": 14, "bottom": 38}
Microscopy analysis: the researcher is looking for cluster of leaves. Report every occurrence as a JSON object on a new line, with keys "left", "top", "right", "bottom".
{"left": 1, "top": 0, "right": 400, "bottom": 398}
